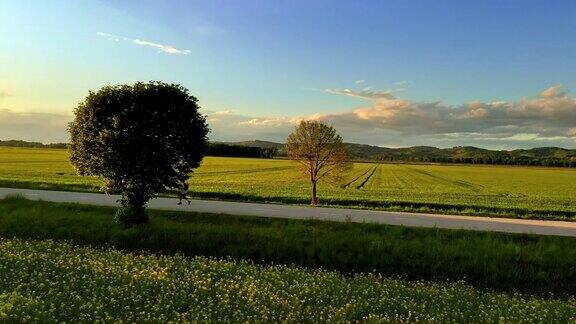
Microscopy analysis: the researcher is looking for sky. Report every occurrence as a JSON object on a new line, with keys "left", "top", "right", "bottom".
{"left": 1, "top": 0, "right": 576, "bottom": 149}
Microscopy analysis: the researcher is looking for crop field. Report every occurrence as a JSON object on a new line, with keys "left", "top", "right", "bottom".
{"left": 1, "top": 147, "right": 576, "bottom": 217}
{"left": 1, "top": 238, "right": 575, "bottom": 322}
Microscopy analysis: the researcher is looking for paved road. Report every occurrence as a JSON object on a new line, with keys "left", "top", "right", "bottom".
{"left": 1, "top": 187, "right": 576, "bottom": 237}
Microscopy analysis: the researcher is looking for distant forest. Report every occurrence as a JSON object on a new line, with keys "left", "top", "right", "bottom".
{"left": 368, "top": 146, "right": 576, "bottom": 167}
{"left": 0, "top": 140, "right": 68, "bottom": 149}
{"left": 3, "top": 139, "right": 576, "bottom": 167}
{"left": 0, "top": 140, "right": 278, "bottom": 159}
{"left": 207, "top": 143, "right": 277, "bottom": 159}
{"left": 348, "top": 145, "right": 576, "bottom": 167}
{"left": 229, "top": 140, "right": 576, "bottom": 168}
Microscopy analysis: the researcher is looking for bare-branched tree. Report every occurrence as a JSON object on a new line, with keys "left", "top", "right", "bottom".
{"left": 286, "top": 120, "right": 352, "bottom": 205}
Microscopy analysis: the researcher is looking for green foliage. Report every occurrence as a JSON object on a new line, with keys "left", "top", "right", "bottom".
{"left": 2, "top": 197, "right": 576, "bottom": 296}
{"left": 68, "top": 82, "right": 209, "bottom": 225}
{"left": 1, "top": 148, "right": 576, "bottom": 219}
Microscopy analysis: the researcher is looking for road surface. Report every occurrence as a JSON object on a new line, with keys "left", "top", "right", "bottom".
{"left": 1, "top": 187, "right": 576, "bottom": 237}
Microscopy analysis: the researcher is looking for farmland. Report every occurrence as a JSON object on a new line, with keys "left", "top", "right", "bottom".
{"left": 1, "top": 146, "right": 575, "bottom": 218}
{"left": 2, "top": 146, "right": 576, "bottom": 321}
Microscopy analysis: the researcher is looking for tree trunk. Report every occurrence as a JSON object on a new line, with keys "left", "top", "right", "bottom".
{"left": 128, "top": 203, "right": 148, "bottom": 225}
{"left": 118, "top": 189, "right": 149, "bottom": 226}
{"left": 311, "top": 180, "right": 318, "bottom": 206}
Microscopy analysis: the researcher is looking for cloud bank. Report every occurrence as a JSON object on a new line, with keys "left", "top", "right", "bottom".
{"left": 96, "top": 32, "right": 190, "bottom": 55}
{"left": 205, "top": 85, "right": 576, "bottom": 149}
{"left": 3, "top": 86, "right": 576, "bottom": 149}
{"left": 321, "top": 85, "right": 576, "bottom": 138}
{"left": 0, "top": 109, "right": 71, "bottom": 143}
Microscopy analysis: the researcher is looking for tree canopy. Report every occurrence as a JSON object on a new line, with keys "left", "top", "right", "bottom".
{"left": 286, "top": 120, "right": 351, "bottom": 205}
{"left": 69, "top": 81, "right": 209, "bottom": 226}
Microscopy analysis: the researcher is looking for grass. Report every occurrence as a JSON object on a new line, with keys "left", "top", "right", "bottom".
{"left": 2, "top": 196, "right": 576, "bottom": 297}
{"left": 1, "top": 147, "right": 576, "bottom": 219}
{"left": 1, "top": 238, "right": 576, "bottom": 323}
{"left": 3, "top": 147, "right": 576, "bottom": 321}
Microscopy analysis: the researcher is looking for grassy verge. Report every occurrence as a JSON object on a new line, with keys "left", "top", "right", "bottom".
{"left": 1, "top": 238, "right": 575, "bottom": 323}
{"left": 187, "top": 190, "right": 576, "bottom": 221}
{"left": 1, "top": 179, "right": 575, "bottom": 221}
{"left": 1, "top": 196, "right": 576, "bottom": 297}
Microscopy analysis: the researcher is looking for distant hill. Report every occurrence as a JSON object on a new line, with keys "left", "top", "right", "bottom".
{"left": 225, "top": 141, "right": 576, "bottom": 167}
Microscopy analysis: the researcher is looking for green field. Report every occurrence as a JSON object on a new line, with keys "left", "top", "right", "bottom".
{"left": 1, "top": 238, "right": 575, "bottom": 322}
{"left": 1, "top": 146, "right": 576, "bottom": 218}
{"left": 4, "top": 196, "right": 576, "bottom": 296}
{"left": 2, "top": 196, "right": 576, "bottom": 321}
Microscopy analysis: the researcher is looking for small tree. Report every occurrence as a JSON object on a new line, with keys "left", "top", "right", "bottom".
{"left": 286, "top": 121, "right": 352, "bottom": 205}
{"left": 69, "top": 81, "right": 209, "bottom": 226}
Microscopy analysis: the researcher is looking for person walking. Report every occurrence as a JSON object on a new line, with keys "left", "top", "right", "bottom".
{"left": 178, "top": 182, "right": 191, "bottom": 205}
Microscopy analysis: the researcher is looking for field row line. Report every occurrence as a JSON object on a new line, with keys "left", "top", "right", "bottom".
{"left": 341, "top": 165, "right": 375, "bottom": 189}
{"left": 356, "top": 165, "right": 380, "bottom": 189}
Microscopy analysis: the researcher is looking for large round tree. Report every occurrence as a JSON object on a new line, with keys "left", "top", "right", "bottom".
{"left": 69, "top": 81, "right": 209, "bottom": 226}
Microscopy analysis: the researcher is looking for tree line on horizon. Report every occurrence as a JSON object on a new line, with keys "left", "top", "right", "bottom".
{"left": 207, "top": 143, "right": 277, "bottom": 158}
{"left": 370, "top": 146, "right": 576, "bottom": 167}
{"left": 3, "top": 138, "right": 576, "bottom": 167}
{"left": 0, "top": 140, "right": 277, "bottom": 159}
{"left": 0, "top": 140, "right": 68, "bottom": 149}
{"left": 222, "top": 141, "right": 576, "bottom": 168}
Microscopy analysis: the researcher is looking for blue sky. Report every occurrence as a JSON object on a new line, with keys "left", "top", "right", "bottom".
{"left": 1, "top": 0, "right": 576, "bottom": 148}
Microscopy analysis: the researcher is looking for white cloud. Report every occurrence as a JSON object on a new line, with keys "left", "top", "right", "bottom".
{"left": 95, "top": 32, "right": 126, "bottom": 42}
{"left": 324, "top": 88, "right": 396, "bottom": 100}
{"left": 97, "top": 32, "right": 190, "bottom": 55}
{"left": 132, "top": 39, "right": 190, "bottom": 55}
{"left": 325, "top": 80, "right": 405, "bottom": 100}
{"left": 539, "top": 85, "right": 565, "bottom": 98}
